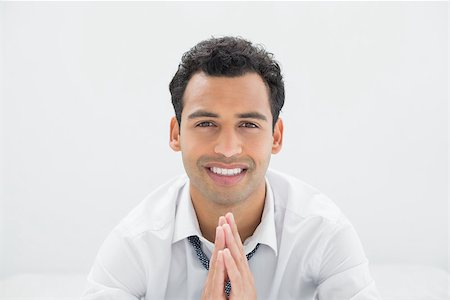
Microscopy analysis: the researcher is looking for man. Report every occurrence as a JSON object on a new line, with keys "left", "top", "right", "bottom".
{"left": 82, "top": 36, "right": 381, "bottom": 299}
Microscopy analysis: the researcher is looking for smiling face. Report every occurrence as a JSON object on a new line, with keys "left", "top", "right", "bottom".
{"left": 170, "top": 72, "right": 283, "bottom": 207}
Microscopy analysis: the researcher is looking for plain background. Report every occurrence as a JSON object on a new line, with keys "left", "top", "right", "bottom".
{"left": 0, "top": 1, "right": 448, "bottom": 278}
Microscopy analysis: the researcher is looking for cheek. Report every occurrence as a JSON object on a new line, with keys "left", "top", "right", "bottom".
{"left": 243, "top": 132, "right": 274, "bottom": 149}
{"left": 180, "top": 132, "right": 197, "bottom": 151}
{"left": 180, "top": 133, "right": 211, "bottom": 159}
{"left": 243, "top": 134, "right": 274, "bottom": 160}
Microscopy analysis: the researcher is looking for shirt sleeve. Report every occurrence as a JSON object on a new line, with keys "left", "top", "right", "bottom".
{"left": 81, "top": 227, "right": 147, "bottom": 300}
{"left": 315, "top": 223, "right": 382, "bottom": 300}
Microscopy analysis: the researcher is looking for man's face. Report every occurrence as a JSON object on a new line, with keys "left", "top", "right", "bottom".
{"left": 170, "top": 72, "right": 283, "bottom": 206}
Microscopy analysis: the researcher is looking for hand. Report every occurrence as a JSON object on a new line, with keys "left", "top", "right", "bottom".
{"left": 200, "top": 213, "right": 257, "bottom": 300}
{"left": 200, "top": 218, "right": 227, "bottom": 300}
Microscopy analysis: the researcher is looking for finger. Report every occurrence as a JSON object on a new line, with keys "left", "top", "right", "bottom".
{"left": 211, "top": 226, "right": 225, "bottom": 267}
{"left": 222, "top": 223, "right": 247, "bottom": 272}
{"left": 223, "top": 248, "right": 243, "bottom": 295}
{"left": 218, "top": 216, "right": 227, "bottom": 227}
{"left": 207, "top": 226, "right": 225, "bottom": 288}
{"left": 202, "top": 226, "right": 226, "bottom": 300}
{"left": 225, "top": 212, "right": 244, "bottom": 252}
{"left": 211, "top": 250, "right": 227, "bottom": 298}
{"left": 216, "top": 225, "right": 226, "bottom": 249}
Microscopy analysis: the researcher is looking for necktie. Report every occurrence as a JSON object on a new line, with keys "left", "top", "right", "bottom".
{"left": 187, "top": 235, "right": 260, "bottom": 297}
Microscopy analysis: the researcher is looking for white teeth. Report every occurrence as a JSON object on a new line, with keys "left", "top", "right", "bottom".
{"left": 210, "top": 167, "right": 243, "bottom": 176}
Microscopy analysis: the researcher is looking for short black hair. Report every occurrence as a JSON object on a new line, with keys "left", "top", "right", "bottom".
{"left": 169, "top": 36, "right": 285, "bottom": 130}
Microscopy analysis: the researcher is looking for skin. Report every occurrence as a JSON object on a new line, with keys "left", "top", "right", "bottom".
{"left": 169, "top": 71, "right": 283, "bottom": 299}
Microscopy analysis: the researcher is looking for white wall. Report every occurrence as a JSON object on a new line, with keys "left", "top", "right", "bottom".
{"left": 0, "top": 1, "right": 447, "bottom": 277}
{"left": 0, "top": 1, "right": 5, "bottom": 273}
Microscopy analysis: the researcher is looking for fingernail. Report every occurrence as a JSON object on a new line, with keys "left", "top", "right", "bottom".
{"left": 222, "top": 223, "right": 230, "bottom": 233}
{"left": 229, "top": 212, "right": 235, "bottom": 223}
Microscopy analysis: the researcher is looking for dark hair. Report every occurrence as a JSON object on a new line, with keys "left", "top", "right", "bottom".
{"left": 169, "top": 36, "right": 285, "bottom": 130}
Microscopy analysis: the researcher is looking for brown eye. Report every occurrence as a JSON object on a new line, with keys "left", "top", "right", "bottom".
{"left": 197, "top": 121, "right": 215, "bottom": 127}
{"left": 240, "top": 122, "right": 258, "bottom": 128}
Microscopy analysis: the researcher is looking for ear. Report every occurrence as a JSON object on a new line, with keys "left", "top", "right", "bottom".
{"left": 169, "top": 116, "right": 181, "bottom": 152}
{"left": 272, "top": 118, "right": 283, "bottom": 154}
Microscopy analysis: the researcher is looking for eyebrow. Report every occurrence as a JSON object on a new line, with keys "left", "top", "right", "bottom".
{"left": 236, "top": 112, "right": 268, "bottom": 121}
{"left": 187, "top": 110, "right": 268, "bottom": 122}
{"left": 187, "top": 110, "right": 219, "bottom": 119}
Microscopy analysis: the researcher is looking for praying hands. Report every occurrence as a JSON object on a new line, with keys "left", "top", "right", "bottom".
{"left": 200, "top": 213, "right": 257, "bottom": 300}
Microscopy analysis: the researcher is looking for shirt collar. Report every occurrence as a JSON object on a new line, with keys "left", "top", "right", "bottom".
{"left": 244, "top": 177, "right": 278, "bottom": 256}
{"left": 172, "top": 177, "right": 278, "bottom": 256}
{"left": 172, "top": 182, "right": 203, "bottom": 244}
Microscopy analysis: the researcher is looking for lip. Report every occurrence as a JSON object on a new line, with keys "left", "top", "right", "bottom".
{"left": 205, "top": 166, "right": 247, "bottom": 186}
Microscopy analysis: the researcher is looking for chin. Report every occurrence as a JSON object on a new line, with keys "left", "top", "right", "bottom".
{"left": 204, "top": 187, "right": 250, "bottom": 206}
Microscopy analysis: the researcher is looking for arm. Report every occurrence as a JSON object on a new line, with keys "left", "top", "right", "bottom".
{"left": 315, "top": 224, "right": 382, "bottom": 300}
{"left": 81, "top": 228, "right": 147, "bottom": 300}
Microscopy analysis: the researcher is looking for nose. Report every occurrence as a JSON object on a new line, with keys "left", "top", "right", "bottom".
{"left": 214, "top": 128, "right": 242, "bottom": 158}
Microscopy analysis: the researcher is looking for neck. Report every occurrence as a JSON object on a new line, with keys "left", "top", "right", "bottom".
{"left": 190, "top": 182, "right": 266, "bottom": 243}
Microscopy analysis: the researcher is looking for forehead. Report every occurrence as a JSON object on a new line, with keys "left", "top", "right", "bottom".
{"left": 182, "top": 72, "right": 271, "bottom": 116}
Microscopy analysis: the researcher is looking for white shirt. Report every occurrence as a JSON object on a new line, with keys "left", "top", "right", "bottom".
{"left": 81, "top": 169, "right": 381, "bottom": 300}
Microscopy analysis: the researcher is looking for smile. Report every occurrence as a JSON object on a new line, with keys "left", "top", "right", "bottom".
{"left": 209, "top": 167, "right": 243, "bottom": 176}
{"left": 204, "top": 165, "right": 248, "bottom": 186}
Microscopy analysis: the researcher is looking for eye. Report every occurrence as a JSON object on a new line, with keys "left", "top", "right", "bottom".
{"left": 196, "top": 121, "right": 216, "bottom": 127}
{"left": 240, "top": 122, "right": 258, "bottom": 128}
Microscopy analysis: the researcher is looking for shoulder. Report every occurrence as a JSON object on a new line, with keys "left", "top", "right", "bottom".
{"left": 114, "top": 174, "right": 189, "bottom": 239}
{"left": 267, "top": 169, "right": 348, "bottom": 225}
{"left": 89, "top": 175, "right": 188, "bottom": 287}
{"left": 267, "top": 169, "right": 362, "bottom": 280}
